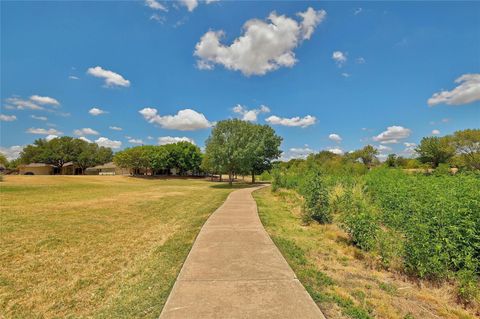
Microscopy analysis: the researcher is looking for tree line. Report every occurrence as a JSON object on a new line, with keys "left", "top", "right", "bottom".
{"left": 13, "top": 137, "right": 113, "bottom": 174}
{"left": 113, "top": 142, "right": 202, "bottom": 175}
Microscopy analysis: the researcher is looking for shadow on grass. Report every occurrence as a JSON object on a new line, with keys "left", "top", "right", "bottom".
{"left": 208, "top": 182, "right": 268, "bottom": 189}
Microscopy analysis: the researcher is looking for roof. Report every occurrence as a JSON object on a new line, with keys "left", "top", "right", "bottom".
{"left": 87, "top": 162, "right": 117, "bottom": 170}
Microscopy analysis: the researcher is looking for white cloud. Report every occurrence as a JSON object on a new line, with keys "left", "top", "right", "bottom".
{"left": 87, "top": 66, "right": 130, "bottom": 88}
{"left": 5, "top": 97, "right": 43, "bottom": 110}
{"left": 194, "top": 7, "right": 326, "bottom": 76}
{"left": 26, "top": 128, "right": 63, "bottom": 135}
{"left": 109, "top": 126, "right": 123, "bottom": 131}
{"left": 73, "top": 128, "right": 99, "bottom": 136}
{"left": 266, "top": 115, "right": 316, "bottom": 128}
{"left": 0, "top": 145, "right": 23, "bottom": 160}
{"left": 281, "top": 146, "right": 314, "bottom": 161}
{"left": 179, "top": 0, "right": 198, "bottom": 11}
{"left": 232, "top": 104, "right": 270, "bottom": 121}
{"left": 145, "top": 0, "right": 167, "bottom": 11}
{"left": 78, "top": 136, "right": 92, "bottom": 143}
{"left": 428, "top": 74, "right": 480, "bottom": 106}
{"left": 95, "top": 137, "right": 122, "bottom": 149}
{"left": 139, "top": 108, "right": 212, "bottom": 130}
{"left": 68, "top": 75, "right": 79, "bottom": 80}
{"left": 45, "top": 134, "right": 58, "bottom": 141}
{"left": 0, "top": 114, "right": 17, "bottom": 122}
{"left": 354, "top": 8, "right": 363, "bottom": 15}
{"left": 128, "top": 138, "right": 144, "bottom": 144}
{"left": 356, "top": 57, "right": 366, "bottom": 64}
{"left": 341, "top": 72, "right": 351, "bottom": 78}
{"left": 147, "top": 136, "right": 154, "bottom": 140}
{"left": 30, "top": 95, "right": 60, "bottom": 107}
{"left": 403, "top": 142, "right": 417, "bottom": 156}
{"left": 158, "top": 136, "right": 195, "bottom": 145}
{"left": 31, "top": 115, "right": 48, "bottom": 121}
{"left": 432, "top": 129, "right": 441, "bottom": 135}
{"left": 373, "top": 126, "right": 411, "bottom": 144}
{"left": 378, "top": 145, "right": 392, "bottom": 152}
{"left": 328, "top": 133, "right": 342, "bottom": 143}
{"left": 327, "top": 147, "right": 344, "bottom": 155}
{"left": 332, "top": 51, "right": 347, "bottom": 67}
{"left": 88, "top": 107, "right": 107, "bottom": 116}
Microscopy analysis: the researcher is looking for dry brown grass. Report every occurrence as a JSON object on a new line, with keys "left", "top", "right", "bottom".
{"left": 254, "top": 187, "right": 478, "bottom": 319}
{"left": 0, "top": 176, "right": 238, "bottom": 318}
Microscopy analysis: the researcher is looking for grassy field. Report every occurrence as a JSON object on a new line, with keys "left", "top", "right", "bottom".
{"left": 0, "top": 176, "right": 242, "bottom": 318}
{"left": 253, "top": 187, "right": 478, "bottom": 319}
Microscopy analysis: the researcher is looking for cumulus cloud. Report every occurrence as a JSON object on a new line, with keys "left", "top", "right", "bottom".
{"left": 109, "top": 126, "right": 123, "bottom": 131}
{"left": 73, "top": 128, "right": 99, "bottom": 136}
{"left": 145, "top": 0, "right": 167, "bottom": 11}
{"left": 194, "top": 7, "right": 326, "bottom": 76}
{"left": 31, "top": 115, "right": 48, "bottom": 121}
{"left": 158, "top": 136, "right": 195, "bottom": 145}
{"left": 95, "top": 137, "right": 122, "bottom": 149}
{"left": 128, "top": 138, "right": 144, "bottom": 144}
{"left": 327, "top": 147, "right": 344, "bottom": 155}
{"left": 328, "top": 133, "right": 342, "bottom": 143}
{"left": 78, "top": 136, "right": 92, "bottom": 143}
{"left": 281, "top": 146, "right": 314, "bottom": 161}
{"left": 4, "top": 97, "right": 44, "bottom": 110}
{"left": 139, "top": 108, "right": 212, "bottom": 130}
{"left": 45, "top": 134, "right": 58, "bottom": 141}
{"left": 403, "top": 142, "right": 417, "bottom": 156}
{"left": 232, "top": 104, "right": 270, "bottom": 121}
{"left": 179, "top": 0, "right": 198, "bottom": 11}
{"left": 428, "top": 74, "right": 480, "bottom": 106}
{"left": 266, "top": 115, "right": 316, "bottom": 128}
{"left": 0, "top": 114, "right": 16, "bottom": 122}
{"left": 26, "top": 128, "right": 63, "bottom": 135}
{"left": 332, "top": 51, "right": 347, "bottom": 67}
{"left": 0, "top": 145, "right": 23, "bottom": 160}
{"left": 30, "top": 95, "right": 60, "bottom": 107}
{"left": 87, "top": 66, "right": 130, "bottom": 87}
{"left": 378, "top": 145, "right": 392, "bottom": 152}
{"left": 373, "top": 126, "right": 411, "bottom": 144}
{"left": 88, "top": 107, "right": 107, "bottom": 116}
{"left": 432, "top": 129, "right": 441, "bottom": 135}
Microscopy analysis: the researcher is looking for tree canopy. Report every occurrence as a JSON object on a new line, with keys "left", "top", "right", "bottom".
{"left": 203, "top": 119, "right": 282, "bottom": 185}
{"left": 19, "top": 137, "right": 113, "bottom": 172}
{"left": 113, "top": 142, "right": 202, "bottom": 175}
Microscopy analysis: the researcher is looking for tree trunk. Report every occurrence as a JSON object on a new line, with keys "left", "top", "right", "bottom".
{"left": 220, "top": 173, "right": 222, "bottom": 182}
{"left": 251, "top": 171, "right": 255, "bottom": 184}
{"left": 228, "top": 171, "right": 233, "bottom": 186}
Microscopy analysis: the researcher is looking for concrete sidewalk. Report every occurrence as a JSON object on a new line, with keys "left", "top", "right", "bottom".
{"left": 159, "top": 186, "right": 325, "bottom": 318}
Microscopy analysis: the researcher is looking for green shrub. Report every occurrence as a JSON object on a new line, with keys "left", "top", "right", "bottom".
{"left": 456, "top": 268, "right": 479, "bottom": 305}
{"left": 343, "top": 206, "right": 379, "bottom": 251}
{"left": 300, "top": 170, "right": 331, "bottom": 224}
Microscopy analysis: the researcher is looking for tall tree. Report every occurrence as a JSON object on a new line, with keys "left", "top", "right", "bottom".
{"left": 351, "top": 145, "right": 379, "bottom": 167}
{"left": 451, "top": 129, "right": 480, "bottom": 170}
{"left": 415, "top": 136, "right": 455, "bottom": 168}
{"left": 245, "top": 124, "right": 282, "bottom": 183}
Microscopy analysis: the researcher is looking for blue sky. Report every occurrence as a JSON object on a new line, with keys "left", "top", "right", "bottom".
{"left": 1, "top": 1, "right": 479, "bottom": 160}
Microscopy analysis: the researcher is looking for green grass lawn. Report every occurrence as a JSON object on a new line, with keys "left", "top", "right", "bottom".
{"left": 0, "top": 176, "right": 241, "bottom": 318}
{"left": 253, "top": 187, "right": 477, "bottom": 319}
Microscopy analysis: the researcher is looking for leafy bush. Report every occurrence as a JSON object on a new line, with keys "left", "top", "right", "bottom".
{"left": 343, "top": 205, "right": 379, "bottom": 251}
{"left": 300, "top": 170, "right": 331, "bottom": 224}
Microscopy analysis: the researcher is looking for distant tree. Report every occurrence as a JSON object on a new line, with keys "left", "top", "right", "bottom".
{"left": 245, "top": 124, "right": 282, "bottom": 183}
{"left": 351, "top": 145, "right": 379, "bottom": 167}
{"left": 75, "top": 142, "right": 113, "bottom": 174}
{"left": 415, "top": 136, "right": 455, "bottom": 168}
{"left": 0, "top": 153, "right": 7, "bottom": 166}
{"left": 204, "top": 119, "right": 252, "bottom": 186}
{"left": 395, "top": 156, "right": 408, "bottom": 168}
{"left": 165, "top": 142, "right": 203, "bottom": 175}
{"left": 451, "top": 129, "right": 480, "bottom": 170}
{"left": 385, "top": 154, "right": 397, "bottom": 167}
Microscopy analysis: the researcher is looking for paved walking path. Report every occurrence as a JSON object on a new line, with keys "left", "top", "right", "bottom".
{"left": 159, "top": 186, "right": 325, "bottom": 319}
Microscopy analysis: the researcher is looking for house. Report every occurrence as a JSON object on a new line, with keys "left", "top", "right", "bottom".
{"left": 60, "top": 162, "right": 83, "bottom": 175}
{"left": 18, "top": 163, "right": 55, "bottom": 175}
{"left": 85, "top": 162, "right": 129, "bottom": 175}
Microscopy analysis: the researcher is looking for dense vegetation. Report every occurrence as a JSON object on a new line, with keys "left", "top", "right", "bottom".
{"left": 113, "top": 142, "right": 203, "bottom": 175}
{"left": 11, "top": 136, "right": 113, "bottom": 173}
{"left": 269, "top": 130, "right": 480, "bottom": 306}
{"left": 203, "top": 119, "right": 282, "bottom": 185}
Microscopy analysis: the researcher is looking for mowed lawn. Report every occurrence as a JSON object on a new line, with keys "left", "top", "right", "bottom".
{"left": 0, "top": 176, "right": 238, "bottom": 318}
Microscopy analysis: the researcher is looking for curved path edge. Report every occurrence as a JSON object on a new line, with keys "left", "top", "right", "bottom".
{"left": 159, "top": 185, "right": 325, "bottom": 319}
